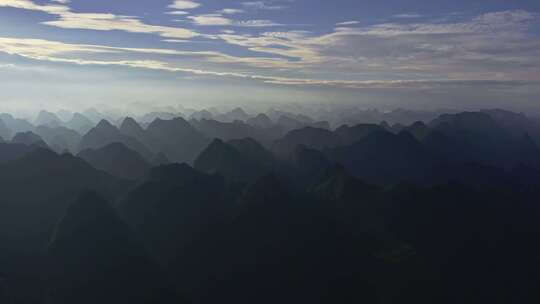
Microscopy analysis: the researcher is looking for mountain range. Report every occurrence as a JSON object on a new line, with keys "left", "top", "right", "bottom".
{"left": 1, "top": 107, "right": 540, "bottom": 303}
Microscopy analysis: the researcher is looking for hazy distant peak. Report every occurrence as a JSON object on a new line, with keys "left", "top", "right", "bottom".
{"left": 67, "top": 113, "right": 94, "bottom": 129}
{"left": 35, "top": 110, "right": 63, "bottom": 127}
{"left": 231, "top": 107, "right": 248, "bottom": 116}
{"left": 0, "top": 118, "right": 12, "bottom": 140}
{"left": 189, "top": 109, "right": 214, "bottom": 121}
{"left": 147, "top": 116, "right": 197, "bottom": 135}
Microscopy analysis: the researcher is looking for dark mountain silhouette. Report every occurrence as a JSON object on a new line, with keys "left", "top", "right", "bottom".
{"left": 287, "top": 144, "right": 332, "bottom": 187}
{"left": 195, "top": 138, "right": 272, "bottom": 182}
{"left": 172, "top": 174, "right": 379, "bottom": 304}
{"left": 403, "top": 121, "right": 432, "bottom": 141}
{"left": 79, "top": 119, "right": 153, "bottom": 160}
{"left": 119, "top": 116, "right": 146, "bottom": 140}
{"left": 152, "top": 151, "right": 170, "bottom": 166}
{"left": 387, "top": 183, "right": 540, "bottom": 303}
{"left": 78, "top": 142, "right": 151, "bottom": 180}
{"left": 390, "top": 122, "right": 405, "bottom": 133}
{"left": 246, "top": 113, "right": 273, "bottom": 128}
{"left": 309, "top": 165, "right": 380, "bottom": 204}
{"left": 482, "top": 109, "right": 540, "bottom": 144}
{"left": 306, "top": 165, "right": 395, "bottom": 249}
{"left": 334, "top": 123, "right": 386, "bottom": 145}
{"left": 428, "top": 112, "right": 540, "bottom": 167}
{"left": 145, "top": 117, "right": 209, "bottom": 164}
{"left": 0, "top": 148, "right": 128, "bottom": 302}
{"left": 2, "top": 108, "right": 540, "bottom": 304}
{"left": 273, "top": 127, "right": 341, "bottom": 157}
{"left": 11, "top": 131, "right": 48, "bottom": 148}
{"left": 48, "top": 191, "right": 180, "bottom": 304}
{"left": 429, "top": 112, "right": 506, "bottom": 139}
{"left": 0, "top": 149, "right": 125, "bottom": 244}
{"left": 119, "top": 163, "right": 230, "bottom": 264}
{"left": 327, "top": 130, "right": 436, "bottom": 184}
{"left": 66, "top": 113, "right": 94, "bottom": 135}
{"left": 192, "top": 119, "right": 277, "bottom": 146}
{"left": 0, "top": 142, "right": 37, "bottom": 163}
{"left": 228, "top": 137, "right": 275, "bottom": 167}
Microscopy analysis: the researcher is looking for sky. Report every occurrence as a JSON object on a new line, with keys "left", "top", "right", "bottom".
{"left": 0, "top": 0, "right": 539, "bottom": 113}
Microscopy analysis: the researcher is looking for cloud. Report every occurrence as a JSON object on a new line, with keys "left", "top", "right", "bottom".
{"left": 50, "top": 0, "right": 70, "bottom": 3}
{"left": 0, "top": 0, "right": 198, "bottom": 39}
{"left": 54, "top": 17, "right": 193, "bottom": 39}
{"left": 336, "top": 21, "right": 360, "bottom": 26}
{"left": 0, "top": 0, "right": 69, "bottom": 14}
{"left": 0, "top": 37, "right": 207, "bottom": 57}
{"left": 187, "top": 13, "right": 282, "bottom": 27}
{"left": 1, "top": 3, "right": 539, "bottom": 91}
{"left": 0, "top": 35, "right": 294, "bottom": 70}
{"left": 44, "top": 13, "right": 198, "bottom": 39}
{"left": 162, "top": 39, "right": 191, "bottom": 43}
{"left": 1, "top": 35, "right": 537, "bottom": 92}
{"left": 212, "top": 10, "right": 540, "bottom": 85}
{"left": 188, "top": 14, "right": 232, "bottom": 26}
{"left": 336, "top": 10, "right": 537, "bottom": 37}
{"left": 220, "top": 8, "right": 244, "bottom": 14}
{"left": 304, "top": 10, "right": 540, "bottom": 80}
{"left": 166, "top": 11, "right": 189, "bottom": 15}
{"left": 168, "top": 0, "right": 200, "bottom": 10}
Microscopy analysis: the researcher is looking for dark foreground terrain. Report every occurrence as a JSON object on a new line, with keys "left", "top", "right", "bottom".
{"left": 1, "top": 107, "right": 540, "bottom": 303}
